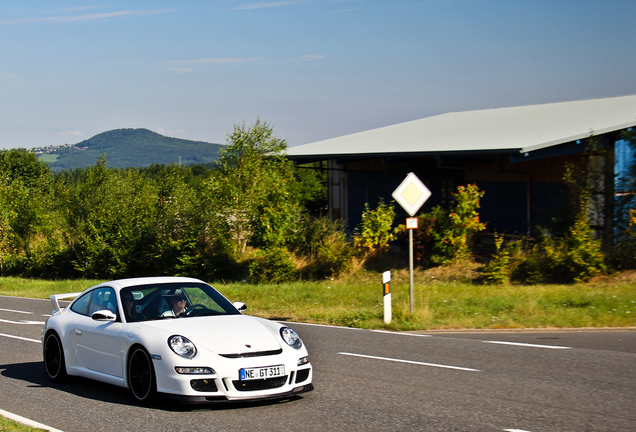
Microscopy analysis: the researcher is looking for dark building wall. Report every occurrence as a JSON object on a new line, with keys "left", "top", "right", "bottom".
{"left": 333, "top": 152, "right": 580, "bottom": 235}
{"left": 333, "top": 157, "right": 463, "bottom": 229}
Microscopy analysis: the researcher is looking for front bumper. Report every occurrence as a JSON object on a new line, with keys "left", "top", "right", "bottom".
{"left": 151, "top": 352, "right": 313, "bottom": 402}
{"left": 164, "top": 383, "right": 314, "bottom": 404}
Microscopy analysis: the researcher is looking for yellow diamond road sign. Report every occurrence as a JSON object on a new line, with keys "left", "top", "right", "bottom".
{"left": 392, "top": 172, "right": 431, "bottom": 216}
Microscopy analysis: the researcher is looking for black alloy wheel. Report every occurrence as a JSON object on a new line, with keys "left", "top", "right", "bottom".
{"left": 127, "top": 346, "right": 156, "bottom": 403}
{"left": 43, "top": 332, "right": 67, "bottom": 381}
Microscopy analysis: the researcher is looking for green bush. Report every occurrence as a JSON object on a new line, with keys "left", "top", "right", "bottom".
{"left": 292, "top": 215, "right": 353, "bottom": 278}
{"left": 403, "top": 184, "right": 486, "bottom": 266}
{"left": 353, "top": 200, "right": 396, "bottom": 253}
{"left": 447, "top": 184, "right": 487, "bottom": 258}
{"left": 408, "top": 206, "right": 447, "bottom": 266}
{"left": 481, "top": 234, "right": 523, "bottom": 284}
{"left": 610, "top": 206, "right": 636, "bottom": 269}
{"left": 514, "top": 227, "right": 605, "bottom": 284}
{"left": 481, "top": 209, "right": 606, "bottom": 285}
{"left": 248, "top": 247, "right": 298, "bottom": 284}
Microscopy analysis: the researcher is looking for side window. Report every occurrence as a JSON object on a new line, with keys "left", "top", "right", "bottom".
{"left": 70, "top": 291, "right": 92, "bottom": 316}
{"left": 88, "top": 287, "right": 118, "bottom": 315}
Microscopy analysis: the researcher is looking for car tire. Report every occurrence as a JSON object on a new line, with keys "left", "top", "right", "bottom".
{"left": 43, "top": 331, "right": 67, "bottom": 381}
{"left": 127, "top": 346, "right": 156, "bottom": 403}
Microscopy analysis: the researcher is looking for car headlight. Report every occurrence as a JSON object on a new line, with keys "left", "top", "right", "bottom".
{"left": 168, "top": 335, "right": 197, "bottom": 359}
{"left": 175, "top": 366, "right": 215, "bottom": 375}
{"left": 280, "top": 327, "right": 302, "bottom": 349}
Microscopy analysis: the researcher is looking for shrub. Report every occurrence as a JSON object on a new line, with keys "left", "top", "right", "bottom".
{"left": 509, "top": 146, "right": 610, "bottom": 284}
{"left": 353, "top": 200, "right": 396, "bottom": 253}
{"left": 446, "top": 184, "right": 487, "bottom": 259}
{"left": 481, "top": 234, "right": 523, "bottom": 284}
{"left": 611, "top": 206, "right": 636, "bottom": 269}
{"left": 511, "top": 210, "right": 606, "bottom": 284}
{"left": 407, "top": 206, "right": 447, "bottom": 266}
{"left": 292, "top": 215, "right": 353, "bottom": 278}
{"left": 401, "top": 184, "right": 486, "bottom": 266}
{"left": 248, "top": 247, "right": 298, "bottom": 283}
{"left": 174, "top": 234, "right": 242, "bottom": 281}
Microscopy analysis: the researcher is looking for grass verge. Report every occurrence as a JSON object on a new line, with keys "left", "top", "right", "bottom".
{"left": 0, "top": 416, "right": 46, "bottom": 432}
{"left": 1, "top": 268, "right": 634, "bottom": 331}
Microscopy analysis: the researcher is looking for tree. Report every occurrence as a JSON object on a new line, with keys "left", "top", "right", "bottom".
{"left": 206, "top": 119, "right": 302, "bottom": 254}
{"left": 0, "top": 148, "right": 51, "bottom": 189}
{"left": 63, "top": 157, "right": 160, "bottom": 278}
{"left": 0, "top": 149, "right": 61, "bottom": 276}
{"left": 406, "top": 184, "right": 486, "bottom": 266}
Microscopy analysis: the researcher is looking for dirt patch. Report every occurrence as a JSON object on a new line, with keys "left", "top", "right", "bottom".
{"left": 588, "top": 270, "right": 636, "bottom": 285}
{"left": 420, "top": 260, "right": 483, "bottom": 282}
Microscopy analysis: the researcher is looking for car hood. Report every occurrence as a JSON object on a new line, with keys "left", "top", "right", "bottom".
{"left": 139, "top": 314, "right": 282, "bottom": 355}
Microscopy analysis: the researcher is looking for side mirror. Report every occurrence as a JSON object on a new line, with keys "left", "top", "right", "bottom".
{"left": 232, "top": 302, "right": 247, "bottom": 312}
{"left": 91, "top": 309, "right": 117, "bottom": 321}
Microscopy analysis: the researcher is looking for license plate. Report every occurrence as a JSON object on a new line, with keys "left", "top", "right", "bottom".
{"left": 239, "top": 365, "right": 285, "bottom": 381}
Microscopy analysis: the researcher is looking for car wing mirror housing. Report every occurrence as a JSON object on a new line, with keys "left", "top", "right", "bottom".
{"left": 91, "top": 310, "right": 117, "bottom": 321}
{"left": 233, "top": 302, "right": 247, "bottom": 312}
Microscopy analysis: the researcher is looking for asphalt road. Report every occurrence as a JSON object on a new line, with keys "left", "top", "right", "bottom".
{"left": 1, "top": 295, "right": 635, "bottom": 432}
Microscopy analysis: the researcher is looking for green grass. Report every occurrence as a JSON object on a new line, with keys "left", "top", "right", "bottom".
{"left": 2, "top": 268, "right": 635, "bottom": 331}
{"left": 0, "top": 278, "right": 101, "bottom": 299}
{"left": 0, "top": 416, "right": 46, "bottom": 432}
{"left": 35, "top": 153, "right": 58, "bottom": 164}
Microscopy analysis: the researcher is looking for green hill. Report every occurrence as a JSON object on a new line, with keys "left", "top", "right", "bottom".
{"left": 36, "top": 128, "right": 224, "bottom": 171}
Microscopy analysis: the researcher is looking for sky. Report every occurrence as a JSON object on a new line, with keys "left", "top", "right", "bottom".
{"left": 2, "top": 0, "right": 636, "bottom": 150}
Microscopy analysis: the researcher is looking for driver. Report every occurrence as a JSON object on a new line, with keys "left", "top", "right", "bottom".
{"left": 122, "top": 291, "right": 146, "bottom": 322}
{"left": 162, "top": 293, "right": 188, "bottom": 317}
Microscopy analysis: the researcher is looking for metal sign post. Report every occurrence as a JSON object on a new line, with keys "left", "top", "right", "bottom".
{"left": 406, "top": 217, "right": 418, "bottom": 313}
{"left": 392, "top": 173, "right": 431, "bottom": 314}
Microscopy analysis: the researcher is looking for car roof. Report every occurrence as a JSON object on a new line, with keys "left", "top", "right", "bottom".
{"left": 94, "top": 276, "right": 205, "bottom": 291}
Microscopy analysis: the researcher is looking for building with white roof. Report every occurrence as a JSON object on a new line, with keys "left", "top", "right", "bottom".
{"left": 287, "top": 95, "right": 636, "bottom": 245}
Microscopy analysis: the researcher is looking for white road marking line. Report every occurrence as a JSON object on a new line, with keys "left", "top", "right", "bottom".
{"left": 485, "top": 340, "right": 571, "bottom": 349}
{"left": 287, "top": 322, "right": 431, "bottom": 337}
{"left": 0, "top": 308, "right": 33, "bottom": 314}
{"left": 339, "top": 352, "right": 480, "bottom": 371}
{"left": 285, "top": 321, "right": 364, "bottom": 330}
{"left": 372, "top": 330, "right": 432, "bottom": 337}
{"left": 0, "top": 332, "right": 41, "bottom": 343}
{"left": 0, "top": 408, "right": 65, "bottom": 432}
{"left": 503, "top": 429, "right": 534, "bottom": 432}
{"left": 0, "top": 318, "right": 46, "bottom": 325}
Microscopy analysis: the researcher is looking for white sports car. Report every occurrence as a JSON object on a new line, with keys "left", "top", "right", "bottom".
{"left": 42, "top": 276, "right": 313, "bottom": 403}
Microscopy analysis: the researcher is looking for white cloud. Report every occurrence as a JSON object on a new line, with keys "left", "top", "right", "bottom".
{"left": 232, "top": 1, "right": 302, "bottom": 10}
{"left": 188, "top": 57, "right": 263, "bottom": 64}
{"left": 0, "top": 9, "right": 176, "bottom": 25}
{"left": 299, "top": 55, "right": 325, "bottom": 61}
{"left": 0, "top": 72, "right": 22, "bottom": 85}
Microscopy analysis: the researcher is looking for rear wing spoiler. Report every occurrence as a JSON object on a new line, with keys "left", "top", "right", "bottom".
{"left": 50, "top": 293, "right": 82, "bottom": 315}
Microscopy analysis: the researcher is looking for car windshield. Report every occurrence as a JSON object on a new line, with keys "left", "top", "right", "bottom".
{"left": 120, "top": 282, "right": 240, "bottom": 323}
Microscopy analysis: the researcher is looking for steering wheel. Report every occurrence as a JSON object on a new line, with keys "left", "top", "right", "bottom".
{"left": 184, "top": 304, "right": 209, "bottom": 316}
